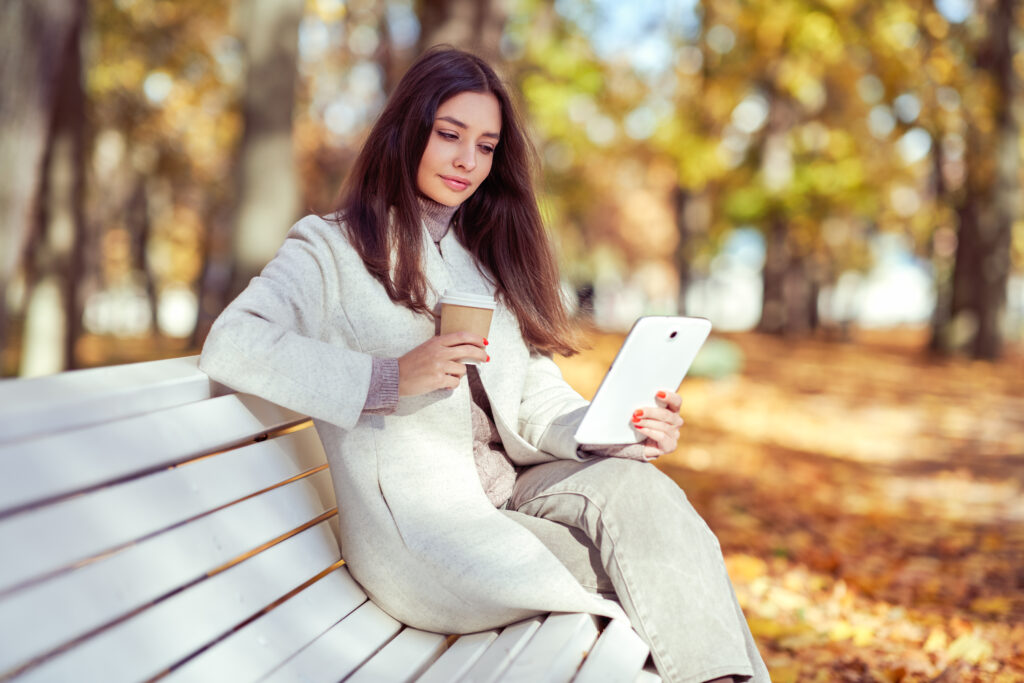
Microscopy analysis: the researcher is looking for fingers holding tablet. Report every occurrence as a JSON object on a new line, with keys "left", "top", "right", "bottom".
{"left": 630, "top": 391, "right": 686, "bottom": 457}
{"left": 634, "top": 423, "right": 678, "bottom": 458}
{"left": 654, "top": 389, "right": 683, "bottom": 413}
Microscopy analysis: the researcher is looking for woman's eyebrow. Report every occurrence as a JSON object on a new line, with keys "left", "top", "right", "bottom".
{"left": 436, "top": 115, "right": 500, "bottom": 139}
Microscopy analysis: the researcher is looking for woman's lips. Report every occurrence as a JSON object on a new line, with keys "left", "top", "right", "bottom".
{"left": 441, "top": 175, "right": 470, "bottom": 191}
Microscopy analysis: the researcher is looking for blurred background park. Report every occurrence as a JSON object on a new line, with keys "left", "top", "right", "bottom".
{"left": 3, "top": 0, "right": 1024, "bottom": 679}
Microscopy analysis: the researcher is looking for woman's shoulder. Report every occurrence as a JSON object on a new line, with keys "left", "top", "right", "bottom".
{"left": 282, "top": 213, "right": 357, "bottom": 253}
{"left": 287, "top": 212, "right": 346, "bottom": 238}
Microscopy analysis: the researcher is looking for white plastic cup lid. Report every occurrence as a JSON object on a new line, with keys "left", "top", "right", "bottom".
{"left": 440, "top": 290, "right": 496, "bottom": 309}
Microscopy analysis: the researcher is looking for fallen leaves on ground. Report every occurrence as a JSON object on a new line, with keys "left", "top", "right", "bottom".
{"left": 557, "top": 329, "right": 1024, "bottom": 682}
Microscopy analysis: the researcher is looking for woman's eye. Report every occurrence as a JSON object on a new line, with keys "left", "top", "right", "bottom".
{"left": 438, "top": 131, "right": 458, "bottom": 141}
{"left": 479, "top": 145, "right": 495, "bottom": 155}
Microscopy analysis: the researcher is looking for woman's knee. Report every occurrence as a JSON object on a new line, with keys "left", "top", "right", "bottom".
{"left": 515, "top": 457, "right": 703, "bottom": 522}
{"left": 587, "top": 459, "right": 722, "bottom": 548}
{"left": 583, "top": 458, "right": 684, "bottom": 505}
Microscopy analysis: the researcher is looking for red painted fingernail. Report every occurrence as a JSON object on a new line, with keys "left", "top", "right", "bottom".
{"left": 483, "top": 338, "right": 489, "bottom": 345}
{"left": 657, "top": 391, "right": 666, "bottom": 399}
{"left": 486, "top": 355, "right": 490, "bottom": 362}
{"left": 632, "top": 415, "right": 641, "bottom": 423}
{"left": 633, "top": 409, "right": 643, "bottom": 417}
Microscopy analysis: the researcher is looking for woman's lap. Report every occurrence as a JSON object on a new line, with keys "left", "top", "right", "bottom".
{"left": 507, "top": 457, "right": 766, "bottom": 683}
{"left": 500, "top": 508, "right": 614, "bottom": 594}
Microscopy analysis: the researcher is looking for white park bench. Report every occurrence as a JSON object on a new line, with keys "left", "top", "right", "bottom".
{"left": 0, "top": 356, "right": 659, "bottom": 682}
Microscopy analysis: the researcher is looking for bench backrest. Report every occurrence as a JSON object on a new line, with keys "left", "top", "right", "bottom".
{"left": 0, "top": 356, "right": 373, "bottom": 681}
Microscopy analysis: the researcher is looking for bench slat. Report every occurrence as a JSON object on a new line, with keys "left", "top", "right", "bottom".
{"left": 0, "top": 356, "right": 212, "bottom": 445}
{"left": 498, "top": 612, "right": 599, "bottom": 683}
{"left": 0, "top": 431, "right": 327, "bottom": 595}
{"left": 259, "top": 601, "right": 403, "bottom": 683}
{"left": 572, "top": 618, "right": 650, "bottom": 683}
{"left": 346, "top": 627, "right": 447, "bottom": 683}
{"left": 417, "top": 630, "right": 499, "bottom": 683}
{"left": 459, "top": 616, "right": 543, "bottom": 683}
{"left": 0, "top": 392, "right": 309, "bottom": 516}
{"left": 0, "top": 471, "right": 334, "bottom": 676}
{"left": 163, "top": 566, "right": 365, "bottom": 683}
{"left": 16, "top": 521, "right": 340, "bottom": 683}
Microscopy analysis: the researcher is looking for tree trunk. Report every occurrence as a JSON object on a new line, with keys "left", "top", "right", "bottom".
{"left": 673, "top": 186, "right": 712, "bottom": 315}
{"left": 193, "top": 0, "right": 303, "bottom": 346}
{"left": 192, "top": 206, "right": 232, "bottom": 349}
{"left": 782, "top": 256, "right": 815, "bottom": 336}
{"left": 673, "top": 187, "right": 693, "bottom": 315}
{"left": 928, "top": 131, "right": 954, "bottom": 353}
{"left": 126, "top": 181, "right": 160, "bottom": 340}
{"left": 944, "top": 0, "right": 1018, "bottom": 359}
{"left": 232, "top": 0, "right": 303, "bottom": 294}
{"left": 17, "top": 1, "right": 86, "bottom": 376}
{"left": 756, "top": 82, "right": 815, "bottom": 336}
{"left": 757, "top": 217, "right": 817, "bottom": 336}
{"left": 949, "top": 167, "right": 1013, "bottom": 359}
{"left": 58, "top": 8, "right": 87, "bottom": 372}
{"left": 758, "top": 218, "right": 788, "bottom": 334}
{"left": 19, "top": 46, "right": 87, "bottom": 375}
{"left": 416, "top": 0, "right": 506, "bottom": 60}
{"left": 973, "top": 0, "right": 1018, "bottom": 359}
{"left": 0, "top": 0, "right": 85, "bottom": 368}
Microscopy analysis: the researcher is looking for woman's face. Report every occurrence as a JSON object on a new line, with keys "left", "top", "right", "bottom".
{"left": 416, "top": 91, "right": 502, "bottom": 207}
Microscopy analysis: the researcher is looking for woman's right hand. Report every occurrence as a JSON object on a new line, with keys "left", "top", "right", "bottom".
{"left": 397, "top": 332, "right": 489, "bottom": 396}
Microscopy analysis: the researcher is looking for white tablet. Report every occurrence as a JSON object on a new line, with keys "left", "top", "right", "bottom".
{"left": 573, "top": 316, "right": 711, "bottom": 445}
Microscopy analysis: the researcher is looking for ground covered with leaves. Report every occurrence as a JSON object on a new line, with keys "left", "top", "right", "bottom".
{"left": 557, "top": 329, "right": 1024, "bottom": 682}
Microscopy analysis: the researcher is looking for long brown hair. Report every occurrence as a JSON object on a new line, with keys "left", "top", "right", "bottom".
{"left": 332, "top": 46, "right": 584, "bottom": 356}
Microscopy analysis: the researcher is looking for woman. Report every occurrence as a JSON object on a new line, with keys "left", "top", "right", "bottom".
{"left": 200, "top": 46, "right": 768, "bottom": 683}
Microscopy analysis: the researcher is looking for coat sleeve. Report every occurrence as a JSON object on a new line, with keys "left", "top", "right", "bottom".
{"left": 199, "top": 216, "right": 374, "bottom": 430}
{"left": 515, "top": 351, "right": 592, "bottom": 461}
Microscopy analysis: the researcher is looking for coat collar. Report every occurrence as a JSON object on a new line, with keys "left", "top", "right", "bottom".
{"left": 421, "top": 223, "right": 496, "bottom": 304}
{"left": 419, "top": 223, "right": 527, "bottom": 425}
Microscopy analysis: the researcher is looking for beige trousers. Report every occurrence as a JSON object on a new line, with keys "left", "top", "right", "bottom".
{"left": 503, "top": 458, "right": 770, "bottom": 683}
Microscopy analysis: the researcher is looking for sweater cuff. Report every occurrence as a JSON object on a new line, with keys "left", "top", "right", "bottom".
{"left": 577, "top": 442, "right": 649, "bottom": 462}
{"left": 363, "top": 357, "right": 400, "bottom": 415}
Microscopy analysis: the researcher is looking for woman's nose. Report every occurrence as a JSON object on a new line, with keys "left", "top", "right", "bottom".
{"left": 454, "top": 145, "right": 476, "bottom": 171}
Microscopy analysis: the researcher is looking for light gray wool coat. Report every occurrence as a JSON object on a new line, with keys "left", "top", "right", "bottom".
{"left": 200, "top": 214, "right": 626, "bottom": 633}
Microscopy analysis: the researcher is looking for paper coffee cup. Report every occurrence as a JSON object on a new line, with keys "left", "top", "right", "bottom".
{"left": 439, "top": 290, "right": 495, "bottom": 365}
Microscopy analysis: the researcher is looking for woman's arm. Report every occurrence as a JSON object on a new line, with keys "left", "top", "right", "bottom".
{"left": 515, "top": 351, "right": 592, "bottom": 461}
{"left": 516, "top": 351, "right": 685, "bottom": 462}
{"left": 200, "top": 216, "right": 376, "bottom": 430}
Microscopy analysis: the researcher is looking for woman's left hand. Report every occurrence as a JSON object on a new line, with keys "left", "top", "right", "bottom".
{"left": 631, "top": 390, "right": 685, "bottom": 459}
